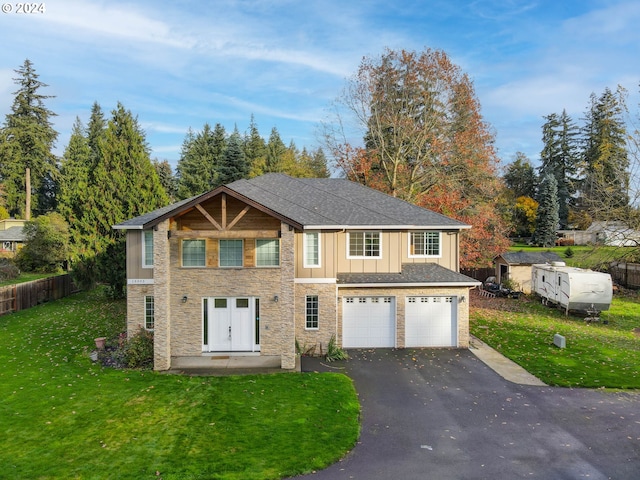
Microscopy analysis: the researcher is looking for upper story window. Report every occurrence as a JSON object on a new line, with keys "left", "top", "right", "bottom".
{"left": 182, "top": 239, "right": 206, "bottom": 267}
{"left": 256, "top": 239, "right": 280, "bottom": 267}
{"left": 142, "top": 230, "right": 153, "bottom": 268}
{"left": 219, "top": 239, "right": 243, "bottom": 267}
{"left": 348, "top": 231, "right": 381, "bottom": 258}
{"left": 409, "top": 231, "right": 441, "bottom": 257}
{"left": 303, "top": 231, "right": 320, "bottom": 268}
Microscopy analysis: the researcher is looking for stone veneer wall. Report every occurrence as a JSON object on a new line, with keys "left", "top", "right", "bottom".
{"left": 294, "top": 282, "right": 338, "bottom": 356}
{"left": 153, "top": 219, "right": 171, "bottom": 370}
{"left": 156, "top": 221, "right": 297, "bottom": 370}
{"left": 126, "top": 284, "right": 153, "bottom": 335}
{"left": 337, "top": 286, "right": 471, "bottom": 348}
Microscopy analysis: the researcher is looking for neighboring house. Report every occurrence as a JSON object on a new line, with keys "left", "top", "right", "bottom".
{"left": 558, "top": 221, "right": 640, "bottom": 246}
{"left": 0, "top": 218, "right": 26, "bottom": 254}
{"left": 493, "top": 251, "right": 563, "bottom": 294}
{"left": 113, "top": 174, "right": 480, "bottom": 371}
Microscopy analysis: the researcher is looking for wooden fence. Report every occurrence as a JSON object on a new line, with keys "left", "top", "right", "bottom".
{"left": 0, "top": 274, "right": 79, "bottom": 316}
{"left": 609, "top": 262, "right": 640, "bottom": 289}
{"left": 460, "top": 267, "right": 495, "bottom": 283}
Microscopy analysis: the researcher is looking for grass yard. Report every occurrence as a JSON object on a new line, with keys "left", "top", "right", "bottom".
{"left": 0, "top": 289, "right": 360, "bottom": 480}
{"left": 470, "top": 292, "right": 640, "bottom": 388}
{"left": 509, "top": 243, "right": 623, "bottom": 270}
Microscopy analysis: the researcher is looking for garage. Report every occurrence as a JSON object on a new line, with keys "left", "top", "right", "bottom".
{"left": 342, "top": 296, "right": 395, "bottom": 348}
{"left": 405, "top": 296, "right": 457, "bottom": 347}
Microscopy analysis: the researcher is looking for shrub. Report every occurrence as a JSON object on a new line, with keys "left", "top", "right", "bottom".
{"left": 564, "top": 246, "right": 574, "bottom": 258}
{"left": 124, "top": 328, "right": 154, "bottom": 369}
{"left": 325, "top": 335, "right": 348, "bottom": 362}
{"left": 0, "top": 258, "right": 19, "bottom": 281}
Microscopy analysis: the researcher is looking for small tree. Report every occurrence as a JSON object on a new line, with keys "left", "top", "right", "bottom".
{"left": 16, "top": 212, "right": 69, "bottom": 272}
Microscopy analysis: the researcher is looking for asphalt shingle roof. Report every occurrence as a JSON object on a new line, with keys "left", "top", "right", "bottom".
{"left": 337, "top": 263, "right": 480, "bottom": 286}
{"left": 114, "top": 173, "right": 469, "bottom": 230}
{"left": 498, "top": 251, "right": 563, "bottom": 265}
{"left": 0, "top": 226, "right": 25, "bottom": 242}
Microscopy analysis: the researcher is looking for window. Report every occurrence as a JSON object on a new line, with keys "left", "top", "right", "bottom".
{"left": 256, "top": 239, "right": 280, "bottom": 267}
{"left": 219, "top": 239, "right": 243, "bottom": 267}
{"left": 142, "top": 231, "right": 153, "bottom": 268}
{"left": 348, "top": 232, "right": 381, "bottom": 258}
{"left": 144, "top": 296, "right": 154, "bottom": 330}
{"left": 409, "top": 231, "right": 441, "bottom": 257}
{"left": 303, "top": 232, "right": 320, "bottom": 268}
{"left": 182, "top": 239, "right": 205, "bottom": 266}
{"left": 306, "top": 295, "right": 319, "bottom": 329}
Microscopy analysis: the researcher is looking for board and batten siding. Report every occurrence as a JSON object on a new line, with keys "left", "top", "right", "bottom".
{"left": 294, "top": 230, "right": 460, "bottom": 279}
{"left": 126, "top": 231, "right": 153, "bottom": 281}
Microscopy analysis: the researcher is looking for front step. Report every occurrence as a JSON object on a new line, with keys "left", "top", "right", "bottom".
{"left": 170, "top": 355, "right": 282, "bottom": 370}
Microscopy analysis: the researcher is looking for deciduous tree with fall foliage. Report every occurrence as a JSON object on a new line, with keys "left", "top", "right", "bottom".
{"left": 322, "top": 47, "right": 510, "bottom": 267}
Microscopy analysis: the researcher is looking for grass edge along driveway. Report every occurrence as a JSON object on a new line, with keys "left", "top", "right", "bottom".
{"left": 0, "top": 289, "right": 360, "bottom": 480}
{"left": 470, "top": 293, "right": 640, "bottom": 389}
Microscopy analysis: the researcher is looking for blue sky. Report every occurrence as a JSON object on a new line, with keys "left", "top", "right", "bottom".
{"left": 1, "top": 0, "right": 639, "bottom": 172}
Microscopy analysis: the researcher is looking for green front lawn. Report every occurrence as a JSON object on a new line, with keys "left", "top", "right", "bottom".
{"left": 0, "top": 289, "right": 360, "bottom": 479}
{"left": 471, "top": 293, "right": 640, "bottom": 388}
{"left": 509, "top": 243, "right": 622, "bottom": 269}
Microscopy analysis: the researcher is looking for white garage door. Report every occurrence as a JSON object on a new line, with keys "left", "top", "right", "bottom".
{"left": 342, "top": 296, "right": 395, "bottom": 348}
{"left": 405, "top": 296, "right": 457, "bottom": 347}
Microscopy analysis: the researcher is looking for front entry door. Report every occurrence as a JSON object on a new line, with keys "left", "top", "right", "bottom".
{"left": 204, "top": 297, "right": 257, "bottom": 352}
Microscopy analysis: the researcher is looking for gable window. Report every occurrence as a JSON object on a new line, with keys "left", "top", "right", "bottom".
{"left": 182, "top": 239, "right": 206, "bottom": 267}
{"left": 219, "top": 239, "right": 243, "bottom": 267}
{"left": 142, "top": 231, "right": 154, "bottom": 268}
{"left": 409, "top": 231, "right": 441, "bottom": 257}
{"left": 144, "top": 296, "right": 154, "bottom": 330}
{"left": 256, "top": 239, "right": 280, "bottom": 267}
{"left": 305, "top": 295, "right": 319, "bottom": 329}
{"left": 303, "top": 231, "right": 320, "bottom": 268}
{"left": 348, "top": 231, "right": 381, "bottom": 258}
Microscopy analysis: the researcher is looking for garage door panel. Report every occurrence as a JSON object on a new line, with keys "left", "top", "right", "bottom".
{"left": 406, "top": 296, "right": 457, "bottom": 347}
{"left": 343, "top": 297, "right": 395, "bottom": 348}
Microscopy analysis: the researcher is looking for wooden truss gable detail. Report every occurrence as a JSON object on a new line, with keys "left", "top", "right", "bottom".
{"left": 194, "top": 193, "right": 252, "bottom": 231}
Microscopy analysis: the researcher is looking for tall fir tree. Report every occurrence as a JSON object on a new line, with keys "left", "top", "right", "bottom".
{"left": 532, "top": 173, "right": 560, "bottom": 247}
{"left": 0, "top": 59, "right": 59, "bottom": 217}
{"left": 75, "top": 103, "right": 168, "bottom": 294}
{"left": 218, "top": 126, "right": 249, "bottom": 185}
{"left": 244, "top": 115, "right": 267, "bottom": 177}
{"left": 503, "top": 152, "right": 537, "bottom": 199}
{"left": 579, "top": 87, "right": 630, "bottom": 221}
{"left": 265, "top": 127, "right": 287, "bottom": 173}
{"left": 153, "top": 158, "right": 177, "bottom": 201}
{"left": 539, "top": 110, "right": 580, "bottom": 229}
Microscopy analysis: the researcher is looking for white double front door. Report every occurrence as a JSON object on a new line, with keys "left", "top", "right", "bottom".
{"left": 203, "top": 297, "right": 259, "bottom": 352}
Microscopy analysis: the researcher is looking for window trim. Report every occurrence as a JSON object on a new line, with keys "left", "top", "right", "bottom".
{"left": 347, "top": 231, "right": 382, "bottom": 259}
{"left": 181, "top": 239, "right": 206, "bottom": 267}
{"left": 142, "top": 230, "right": 154, "bottom": 268}
{"left": 219, "top": 239, "right": 244, "bottom": 268}
{"left": 144, "top": 295, "right": 154, "bottom": 330}
{"left": 305, "top": 295, "right": 319, "bottom": 330}
{"left": 255, "top": 238, "right": 280, "bottom": 267}
{"left": 303, "top": 231, "right": 321, "bottom": 268}
{"left": 408, "top": 231, "right": 442, "bottom": 258}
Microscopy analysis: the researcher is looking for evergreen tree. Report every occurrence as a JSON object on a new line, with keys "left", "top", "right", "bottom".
{"left": 532, "top": 173, "right": 560, "bottom": 247}
{"left": 539, "top": 110, "right": 580, "bottom": 229}
{"left": 175, "top": 123, "right": 226, "bottom": 199}
{"left": 15, "top": 212, "right": 69, "bottom": 273}
{"left": 58, "top": 118, "right": 91, "bottom": 253}
{"left": 0, "top": 59, "right": 58, "bottom": 217}
{"left": 75, "top": 103, "right": 169, "bottom": 294}
{"left": 265, "top": 127, "right": 287, "bottom": 172}
{"left": 218, "top": 127, "right": 249, "bottom": 185}
{"left": 153, "top": 158, "right": 177, "bottom": 201}
{"left": 308, "top": 147, "right": 330, "bottom": 177}
{"left": 579, "top": 87, "right": 630, "bottom": 220}
{"left": 244, "top": 115, "right": 267, "bottom": 177}
{"left": 503, "top": 152, "right": 537, "bottom": 199}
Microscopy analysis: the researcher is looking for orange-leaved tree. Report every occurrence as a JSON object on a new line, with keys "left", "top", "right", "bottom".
{"left": 322, "top": 47, "right": 510, "bottom": 267}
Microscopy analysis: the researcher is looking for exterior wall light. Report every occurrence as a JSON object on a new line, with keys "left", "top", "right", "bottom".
{"left": 182, "top": 295, "right": 188, "bottom": 303}
{"left": 273, "top": 295, "right": 279, "bottom": 303}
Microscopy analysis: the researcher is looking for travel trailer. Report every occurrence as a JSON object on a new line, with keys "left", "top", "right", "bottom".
{"left": 531, "top": 262, "right": 613, "bottom": 314}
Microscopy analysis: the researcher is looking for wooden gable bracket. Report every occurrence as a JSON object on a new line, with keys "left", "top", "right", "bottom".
{"left": 193, "top": 193, "right": 252, "bottom": 232}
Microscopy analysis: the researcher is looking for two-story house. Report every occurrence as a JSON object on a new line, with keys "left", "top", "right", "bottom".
{"left": 113, "top": 173, "right": 480, "bottom": 371}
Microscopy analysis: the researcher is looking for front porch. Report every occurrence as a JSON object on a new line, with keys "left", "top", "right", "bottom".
{"left": 166, "top": 354, "right": 300, "bottom": 375}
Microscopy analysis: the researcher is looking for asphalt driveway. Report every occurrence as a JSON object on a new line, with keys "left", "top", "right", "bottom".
{"left": 298, "top": 348, "right": 640, "bottom": 480}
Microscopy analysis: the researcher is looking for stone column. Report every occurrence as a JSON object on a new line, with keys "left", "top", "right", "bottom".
{"left": 279, "top": 223, "right": 296, "bottom": 369}
{"left": 153, "top": 220, "right": 171, "bottom": 370}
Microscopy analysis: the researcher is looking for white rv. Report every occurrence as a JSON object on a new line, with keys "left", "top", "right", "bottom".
{"left": 531, "top": 262, "right": 613, "bottom": 314}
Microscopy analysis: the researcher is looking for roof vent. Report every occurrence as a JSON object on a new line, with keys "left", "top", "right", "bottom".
{"left": 551, "top": 261, "right": 566, "bottom": 267}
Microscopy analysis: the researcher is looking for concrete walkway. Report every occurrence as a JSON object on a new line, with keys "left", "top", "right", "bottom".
{"left": 469, "top": 335, "right": 547, "bottom": 386}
